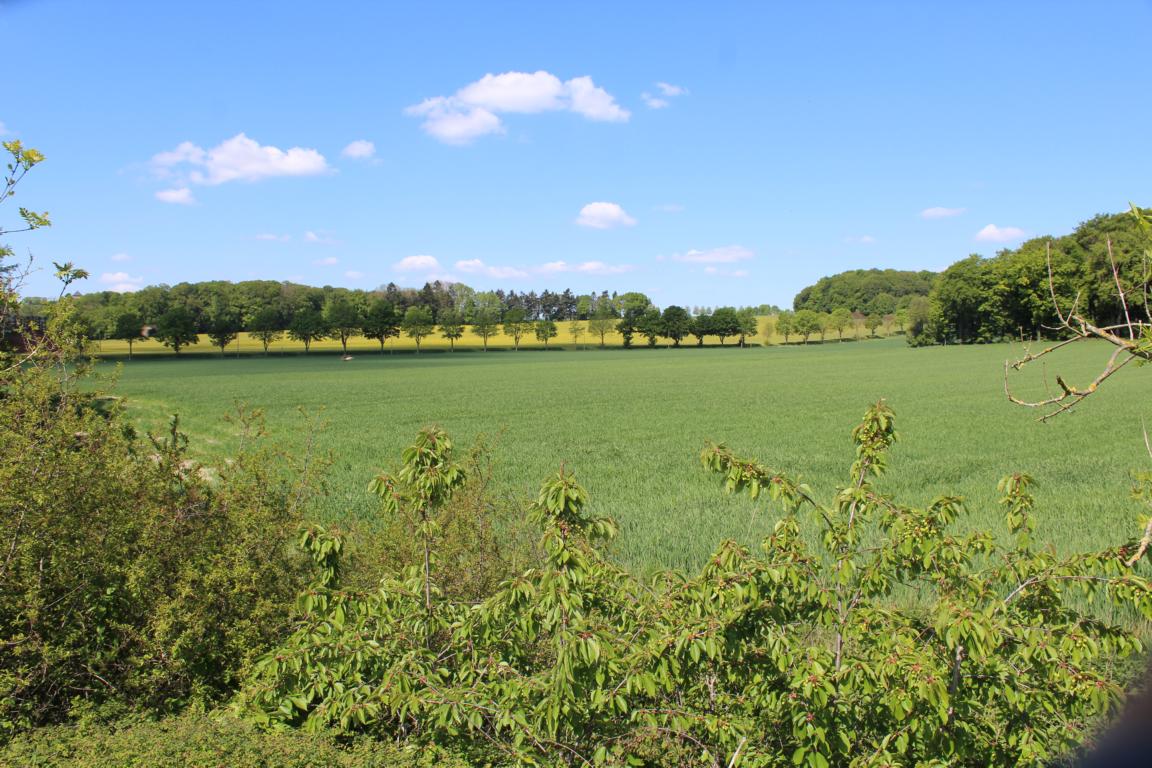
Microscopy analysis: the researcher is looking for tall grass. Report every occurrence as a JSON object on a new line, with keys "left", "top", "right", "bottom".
{"left": 100, "top": 337, "right": 1152, "bottom": 573}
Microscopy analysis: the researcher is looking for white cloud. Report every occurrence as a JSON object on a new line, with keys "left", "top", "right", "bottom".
{"left": 254, "top": 233, "right": 290, "bottom": 242}
{"left": 672, "top": 245, "right": 754, "bottom": 264}
{"left": 110, "top": 252, "right": 131, "bottom": 262}
{"left": 341, "top": 139, "right": 376, "bottom": 159}
{"left": 454, "top": 258, "right": 528, "bottom": 279}
{"left": 539, "top": 260, "right": 633, "bottom": 276}
{"left": 576, "top": 201, "right": 637, "bottom": 229}
{"left": 406, "top": 70, "right": 629, "bottom": 144}
{"left": 0, "top": 121, "right": 7, "bottom": 136}
{"left": 304, "top": 230, "right": 339, "bottom": 244}
{"left": 151, "top": 133, "right": 329, "bottom": 186}
{"left": 975, "top": 224, "right": 1026, "bottom": 243}
{"left": 99, "top": 271, "right": 145, "bottom": 292}
{"left": 643, "top": 82, "right": 686, "bottom": 109}
{"left": 394, "top": 254, "right": 442, "bottom": 272}
{"left": 313, "top": 256, "right": 339, "bottom": 266}
{"left": 406, "top": 100, "right": 504, "bottom": 144}
{"left": 844, "top": 235, "right": 876, "bottom": 244}
{"left": 344, "top": 270, "right": 365, "bottom": 280}
{"left": 921, "top": 206, "right": 966, "bottom": 219}
{"left": 155, "top": 187, "right": 195, "bottom": 205}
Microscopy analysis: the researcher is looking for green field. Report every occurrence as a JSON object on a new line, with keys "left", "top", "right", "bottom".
{"left": 100, "top": 338, "right": 1152, "bottom": 572}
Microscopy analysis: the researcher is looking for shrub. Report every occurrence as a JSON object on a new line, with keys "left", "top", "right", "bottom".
{"left": 0, "top": 711, "right": 471, "bottom": 768}
{"left": 242, "top": 404, "right": 1152, "bottom": 766}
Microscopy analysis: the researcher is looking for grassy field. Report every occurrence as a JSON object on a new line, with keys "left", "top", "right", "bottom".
{"left": 97, "top": 337, "right": 1152, "bottom": 574}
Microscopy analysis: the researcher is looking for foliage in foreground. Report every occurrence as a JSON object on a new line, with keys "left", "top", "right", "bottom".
{"left": 0, "top": 711, "right": 471, "bottom": 768}
{"left": 243, "top": 404, "right": 1152, "bottom": 767}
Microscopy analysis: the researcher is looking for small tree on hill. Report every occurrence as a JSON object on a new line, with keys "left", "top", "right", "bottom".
{"left": 690, "top": 312, "right": 712, "bottom": 346}
{"left": 112, "top": 311, "right": 145, "bottom": 359}
{"left": 324, "top": 296, "right": 362, "bottom": 354}
{"left": 568, "top": 321, "right": 585, "bottom": 348}
{"left": 249, "top": 307, "right": 283, "bottom": 355}
{"left": 831, "top": 307, "right": 853, "bottom": 340}
{"left": 534, "top": 318, "right": 557, "bottom": 347}
{"left": 588, "top": 307, "right": 617, "bottom": 348}
{"left": 866, "top": 313, "right": 884, "bottom": 337}
{"left": 471, "top": 310, "right": 498, "bottom": 351}
{"left": 207, "top": 303, "right": 241, "bottom": 356}
{"left": 156, "top": 306, "right": 199, "bottom": 354}
{"left": 661, "top": 305, "right": 692, "bottom": 347}
{"left": 736, "top": 308, "right": 758, "bottom": 347}
{"left": 792, "top": 309, "right": 822, "bottom": 343}
{"left": 288, "top": 308, "right": 328, "bottom": 353}
{"left": 503, "top": 309, "right": 532, "bottom": 350}
{"left": 636, "top": 307, "right": 662, "bottom": 347}
{"left": 402, "top": 306, "right": 435, "bottom": 353}
{"left": 775, "top": 311, "right": 793, "bottom": 343}
{"left": 711, "top": 307, "right": 740, "bottom": 346}
{"left": 362, "top": 299, "right": 399, "bottom": 354}
{"left": 439, "top": 309, "right": 465, "bottom": 351}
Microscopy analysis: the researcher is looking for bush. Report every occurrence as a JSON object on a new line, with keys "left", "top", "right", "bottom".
{"left": 0, "top": 711, "right": 472, "bottom": 768}
{"left": 0, "top": 344, "right": 319, "bottom": 737}
{"left": 242, "top": 405, "right": 1152, "bottom": 767}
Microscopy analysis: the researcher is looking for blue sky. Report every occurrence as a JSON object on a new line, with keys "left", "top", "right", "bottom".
{"left": 4, "top": 0, "right": 1151, "bottom": 307}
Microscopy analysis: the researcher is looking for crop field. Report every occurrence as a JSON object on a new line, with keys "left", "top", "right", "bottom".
{"left": 98, "top": 337, "right": 1152, "bottom": 573}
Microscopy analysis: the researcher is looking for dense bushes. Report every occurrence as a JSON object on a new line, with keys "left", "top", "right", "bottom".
{"left": 0, "top": 338, "right": 319, "bottom": 737}
{"left": 0, "top": 712, "right": 471, "bottom": 768}
{"left": 241, "top": 404, "right": 1152, "bottom": 767}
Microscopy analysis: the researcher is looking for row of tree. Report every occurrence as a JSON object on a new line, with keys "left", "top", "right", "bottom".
{"left": 42, "top": 278, "right": 778, "bottom": 350}
{"left": 103, "top": 295, "right": 768, "bottom": 356}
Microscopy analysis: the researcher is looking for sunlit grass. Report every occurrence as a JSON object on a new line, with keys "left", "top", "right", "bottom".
{"left": 99, "top": 337, "right": 1152, "bottom": 574}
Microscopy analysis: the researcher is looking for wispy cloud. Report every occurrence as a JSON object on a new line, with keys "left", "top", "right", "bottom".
{"left": 110, "top": 252, "right": 132, "bottom": 262}
{"left": 254, "top": 233, "right": 291, "bottom": 242}
{"left": 313, "top": 256, "right": 339, "bottom": 266}
{"left": 844, "top": 235, "right": 876, "bottom": 245}
{"left": 151, "top": 133, "right": 329, "bottom": 188}
{"left": 304, "top": 230, "right": 339, "bottom": 244}
{"left": 455, "top": 259, "right": 529, "bottom": 279}
{"left": 975, "top": 224, "right": 1026, "bottom": 243}
{"left": 341, "top": 139, "right": 376, "bottom": 160}
{"left": 703, "top": 266, "right": 749, "bottom": 278}
{"left": 539, "top": 260, "right": 633, "bottom": 276}
{"left": 406, "top": 70, "right": 629, "bottom": 144}
{"left": 642, "top": 81, "right": 687, "bottom": 109}
{"left": 576, "top": 201, "right": 637, "bottom": 229}
{"left": 921, "top": 206, "right": 966, "bottom": 219}
{"left": 155, "top": 187, "right": 195, "bottom": 205}
{"left": 394, "top": 254, "right": 442, "bottom": 272}
{"left": 672, "top": 245, "right": 754, "bottom": 264}
{"left": 653, "top": 203, "right": 685, "bottom": 213}
{"left": 344, "top": 270, "right": 365, "bottom": 280}
{"left": 100, "top": 271, "right": 145, "bottom": 292}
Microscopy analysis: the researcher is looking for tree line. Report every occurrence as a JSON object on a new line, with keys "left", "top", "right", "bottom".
{"left": 787, "top": 209, "right": 1151, "bottom": 347}
{"left": 36, "top": 279, "right": 774, "bottom": 354}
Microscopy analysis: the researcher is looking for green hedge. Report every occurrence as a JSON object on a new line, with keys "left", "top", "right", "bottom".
{"left": 0, "top": 713, "right": 475, "bottom": 768}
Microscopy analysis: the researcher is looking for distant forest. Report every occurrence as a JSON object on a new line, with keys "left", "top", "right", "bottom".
{"left": 787, "top": 208, "right": 1149, "bottom": 345}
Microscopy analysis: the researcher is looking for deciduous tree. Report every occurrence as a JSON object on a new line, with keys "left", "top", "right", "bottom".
{"left": 401, "top": 306, "right": 435, "bottom": 353}
{"left": 439, "top": 309, "right": 465, "bottom": 351}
